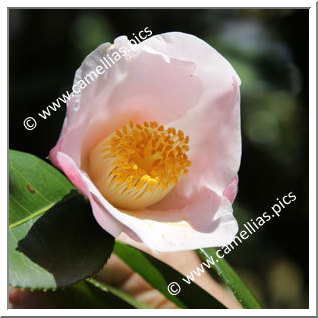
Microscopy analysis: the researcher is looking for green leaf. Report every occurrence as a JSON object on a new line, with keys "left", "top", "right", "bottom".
{"left": 66, "top": 280, "right": 135, "bottom": 308}
{"left": 61, "top": 280, "right": 136, "bottom": 308}
{"left": 9, "top": 150, "right": 115, "bottom": 290}
{"left": 9, "top": 150, "right": 75, "bottom": 228}
{"left": 13, "top": 195, "right": 114, "bottom": 289}
{"left": 9, "top": 218, "right": 56, "bottom": 289}
{"left": 114, "top": 241, "right": 226, "bottom": 309}
{"left": 11, "top": 281, "right": 138, "bottom": 309}
{"left": 86, "top": 278, "right": 152, "bottom": 309}
{"left": 197, "top": 248, "right": 262, "bottom": 309}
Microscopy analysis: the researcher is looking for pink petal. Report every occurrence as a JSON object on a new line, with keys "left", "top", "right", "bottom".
{"left": 144, "top": 32, "right": 241, "bottom": 198}
{"left": 50, "top": 151, "right": 124, "bottom": 237}
{"left": 52, "top": 36, "right": 203, "bottom": 169}
{"left": 50, "top": 32, "right": 241, "bottom": 252}
{"left": 223, "top": 175, "right": 239, "bottom": 203}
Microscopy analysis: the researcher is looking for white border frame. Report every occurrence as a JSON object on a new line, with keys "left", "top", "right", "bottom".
{"left": 3, "top": 1, "right": 316, "bottom": 316}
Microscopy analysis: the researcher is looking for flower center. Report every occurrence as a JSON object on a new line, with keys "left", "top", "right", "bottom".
{"left": 88, "top": 121, "right": 191, "bottom": 210}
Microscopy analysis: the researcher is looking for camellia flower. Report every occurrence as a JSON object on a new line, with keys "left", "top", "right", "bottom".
{"left": 49, "top": 32, "right": 241, "bottom": 252}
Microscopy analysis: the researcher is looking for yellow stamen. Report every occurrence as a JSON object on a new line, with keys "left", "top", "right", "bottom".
{"left": 88, "top": 121, "right": 191, "bottom": 210}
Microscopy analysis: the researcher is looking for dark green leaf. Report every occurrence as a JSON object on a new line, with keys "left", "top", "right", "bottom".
{"left": 9, "top": 150, "right": 75, "bottom": 228}
{"left": 67, "top": 280, "right": 135, "bottom": 309}
{"left": 11, "top": 281, "right": 137, "bottom": 309}
{"left": 15, "top": 195, "right": 115, "bottom": 289}
{"left": 197, "top": 248, "right": 262, "bottom": 309}
{"left": 87, "top": 278, "right": 151, "bottom": 309}
{"left": 9, "top": 150, "right": 115, "bottom": 289}
{"left": 62, "top": 280, "right": 136, "bottom": 309}
{"left": 114, "top": 241, "right": 226, "bottom": 309}
{"left": 9, "top": 217, "right": 56, "bottom": 289}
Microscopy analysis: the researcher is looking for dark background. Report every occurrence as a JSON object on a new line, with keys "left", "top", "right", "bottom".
{"left": 9, "top": 9, "right": 309, "bottom": 308}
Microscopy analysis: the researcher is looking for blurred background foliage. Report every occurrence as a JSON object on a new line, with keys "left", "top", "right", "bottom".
{"left": 9, "top": 9, "right": 309, "bottom": 309}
